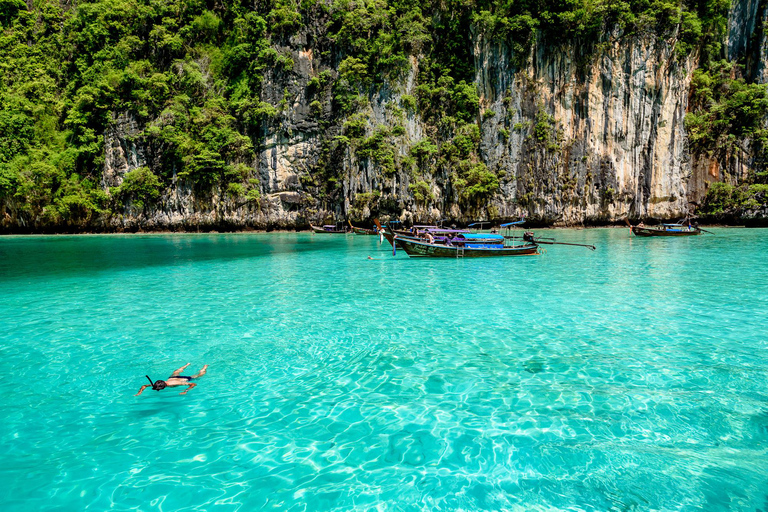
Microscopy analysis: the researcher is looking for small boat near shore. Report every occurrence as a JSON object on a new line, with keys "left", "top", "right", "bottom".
{"left": 627, "top": 220, "right": 704, "bottom": 237}
{"left": 310, "top": 223, "right": 348, "bottom": 234}
{"left": 348, "top": 220, "right": 379, "bottom": 235}
{"left": 375, "top": 220, "right": 596, "bottom": 257}
{"left": 396, "top": 233, "right": 539, "bottom": 257}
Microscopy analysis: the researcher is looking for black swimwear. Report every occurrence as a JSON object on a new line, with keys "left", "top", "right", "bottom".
{"left": 170, "top": 375, "right": 192, "bottom": 381}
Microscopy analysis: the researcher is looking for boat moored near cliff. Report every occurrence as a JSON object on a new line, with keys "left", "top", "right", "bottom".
{"left": 310, "top": 224, "right": 349, "bottom": 234}
{"left": 348, "top": 220, "right": 380, "bottom": 235}
{"left": 628, "top": 221, "right": 703, "bottom": 237}
{"left": 395, "top": 234, "right": 540, "bottom": 257}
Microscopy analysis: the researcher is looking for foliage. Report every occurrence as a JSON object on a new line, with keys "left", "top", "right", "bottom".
{"left": 113, "top": 167, "right": 162, "bottom": 210}
{"left": 410, "top": 138, "right": 438, "bottom": 164}
{"left": 686, "top": 62, "right": 768, "bottom": 158}
{"left": 700, "top": 182, "right": 768, "bottom": 214}
{"left": 357, "top": 126, "right": 396, "bottom": 176}
{"left": 310, "top": 100, "right": 323, "bottom": 117}
{"left": 401, "top": 94, "right": 417, "bottom": 113}
{"left": 408, "top": 180, "right": 433, "bottom": 203}
{"left": 0, "top": 0, "right": 754, "bottom": 226}
{"left": 349, "top": 190, "right": 381, "bottom": 218}
{"left": 453, "top": 162, "right": 499, "bottom": 203}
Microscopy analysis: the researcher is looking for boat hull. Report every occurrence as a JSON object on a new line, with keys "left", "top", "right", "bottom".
{"left": 632, "top": 227, "right": 701, "bottom": 237}
{"left": 348, "top": 220, "right": 377, "bottom": 235}
{"left": 396, "top": 238, "right": 539, "bottom": 257}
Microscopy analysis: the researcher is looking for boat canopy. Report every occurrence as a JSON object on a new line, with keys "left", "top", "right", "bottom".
{"left": 500, "top": 221, "right": 525, "bottom": 227}
{"left": 458, "top": 233, "right": 504, "bottom": 240}
{"left": 322, "top": 225, "right": 336, "bottom": 228}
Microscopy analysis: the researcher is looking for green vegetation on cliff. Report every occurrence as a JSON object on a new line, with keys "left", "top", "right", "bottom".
{"left": 0, "top": 0, "right": 763, "bottom": 227}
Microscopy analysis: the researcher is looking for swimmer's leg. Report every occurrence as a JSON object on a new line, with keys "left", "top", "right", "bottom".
{"left": 191, "top": 364, "right": 208, "bottom": 379}
{"left": 171, "top": 363, "right": 191, "bottom": 377}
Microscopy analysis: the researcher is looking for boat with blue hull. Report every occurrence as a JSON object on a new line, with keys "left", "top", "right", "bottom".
{"left": 395, "top": 233, "right": 539, "bottom": 257}
{"left": 376, "top": 219, "right": 596, "bottom": 256}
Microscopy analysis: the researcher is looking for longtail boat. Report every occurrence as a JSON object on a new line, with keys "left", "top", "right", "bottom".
{"left": 395, "top": 233, "right": 539, "bottom": 257}
{"left": 348, "top": 220, "right": 379, "bottom": 235}
{"left": 310, "top": 223, "right": 348, "bottom": 234}
{"left": 380, "top": 217, "right": 596, "bottom": 257}
{"left": 626, "top": 220, "right": 702, "bottom": 237}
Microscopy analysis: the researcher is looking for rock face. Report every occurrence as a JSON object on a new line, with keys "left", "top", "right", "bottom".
{"left": 100, "top": 10, "right": 768, "bottom": 231}
{"left": 102, "top": 113, "right": 146, "bottom": 190}
{"left": 474, "top": 33, "right": 694, "bottom": 224}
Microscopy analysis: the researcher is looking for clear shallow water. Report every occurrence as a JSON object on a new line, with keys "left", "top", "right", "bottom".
{"left": 1, "top": 228, "right": 767, "bottom": 511}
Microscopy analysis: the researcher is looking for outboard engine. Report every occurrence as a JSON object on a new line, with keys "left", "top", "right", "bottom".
{"left": 523, "top": 232, "right": 535, "bottom": 243}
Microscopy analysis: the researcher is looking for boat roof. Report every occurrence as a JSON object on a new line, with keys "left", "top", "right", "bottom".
{"left": 459, "top": 233, "right": 505, "bottom": 240}
{"left": 500, "top": 220, "right": 525, "bottom": 227}
{"left": 322, "top": 225, "right": 336, "bottom": 228}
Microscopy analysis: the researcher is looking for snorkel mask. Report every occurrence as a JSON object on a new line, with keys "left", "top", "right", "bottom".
{"left": 146, "top": 375, "right": 167, "bottom": 391}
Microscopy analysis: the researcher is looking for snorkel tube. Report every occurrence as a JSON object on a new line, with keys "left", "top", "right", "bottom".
{"left": 145, "top": 375, "right": 168, "bottom": 391}
{"left": 146, "top": 375, "right": 167, "bottom": 390}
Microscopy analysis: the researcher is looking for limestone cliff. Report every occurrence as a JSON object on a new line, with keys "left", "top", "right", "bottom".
{"left": 98, "top": 3, "right": 768, "bottom": 230}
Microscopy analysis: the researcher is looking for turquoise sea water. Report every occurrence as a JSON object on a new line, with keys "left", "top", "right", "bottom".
{"left": 1, "top": 228, "right": 767, "bottom": 511}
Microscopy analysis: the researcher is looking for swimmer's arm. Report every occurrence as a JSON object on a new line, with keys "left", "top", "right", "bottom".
{"left": 179, "top": 383, "right": 197, "bottom": 395}
{"left": 135, "top": 385, "right": 150, "bottom": 396}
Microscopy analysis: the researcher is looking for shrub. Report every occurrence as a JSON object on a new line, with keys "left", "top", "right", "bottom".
{"left": 401, "top": 94, "right": 417, "bottom": 113}
{"left": 115, "top": 167, "right": 162, "bottom": 210}
{"left": 310, "top": 100, "right": 323, "bottom": 117}
{"left": 227, "top": 182, "right": 245, "bottom": 198}
{"left": 453, "top": 162, "right": 499, "bottom": 202}
{"left": 409, "top": 180, "right": 433, "bottom": 203}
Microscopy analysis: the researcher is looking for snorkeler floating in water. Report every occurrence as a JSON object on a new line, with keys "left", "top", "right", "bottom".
{"left": 135, "top": 363, "right": 208, "bottom": 396}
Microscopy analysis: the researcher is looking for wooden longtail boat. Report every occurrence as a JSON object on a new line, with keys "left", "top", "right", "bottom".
{"left": 395, "top": 234, "right": 539, "bottom": 257}
{"left": 310, "top": 223, "right": 348, "bottom": 234}
{"left": 378, "top": 218, "right": 595, "bottom": 256}
{"left": 630, "top": 223, "right": 702, "bottom": 237}
{"left": 348, "top": 220, "right": 378, "bottom": 235}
